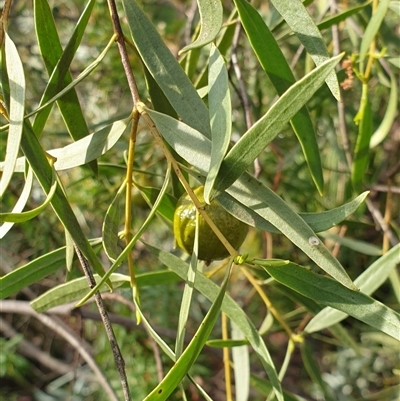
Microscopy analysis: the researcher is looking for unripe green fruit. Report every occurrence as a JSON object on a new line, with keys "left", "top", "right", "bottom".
{"left": 173, "top": 186, "right": 248, "bottom": 262}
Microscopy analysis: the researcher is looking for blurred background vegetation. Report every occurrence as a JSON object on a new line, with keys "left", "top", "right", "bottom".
{"left": 1, "top": 0, "right": 399, "bottom": 400}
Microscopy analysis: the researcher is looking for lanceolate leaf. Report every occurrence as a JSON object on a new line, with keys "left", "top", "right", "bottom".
{"left": 179, "top": 0, "right": 223, "bottom": 54}
{"left": 212, "top": 54, "right": 343, "bottom": 197}
{"left": 317, "top": 0, "right": 373, "bottom": 31}
{"left": 270, "top": 0, "right": 341, "bottom": 101}
{"left": 234, "top": 0, "right": 323, "bottom": 193}
{"left": 1, "top": 119, "right": 130, "bottom": 173}
{"left": 122, "top": 0, "right": 211, "bottom": 137}
{"left": 204, "top": 44, "right": 231, "bottom": 204}
{"left": 305, "top": 243, "right": 400, "bottom": 333}
{"left": 261, "top": 262, "right": 400, "bottom": 341}
{"left": 0, "top": 247, "right": 66, "bottom": 300}
{"left": 145, "top": 108, "right": 358, "bottom": 290}
{"left": 0, "top": 33, "right": 25, "bottom": 197}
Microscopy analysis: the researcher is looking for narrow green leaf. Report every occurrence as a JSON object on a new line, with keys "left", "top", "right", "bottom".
{"left": 0, "top": 32, "right": 25, "bottom": 197}
{"left": 194, "top": 13, "right": 237, "bottom": 89}
{"left": 204, "top": 44, "right": 231, "bottom": 204}
{"left": 212, "top": 54, "right": 343, "bottom": 196}
{"left": 270, "top": 0, "right": 341, "bottom": 101}
{"left": 33, "top": 0, "right": 96, "bottom": 174}
{"left": 0, "top": 247, "right": 66, "bottom": 300}
{"left": 234, "top": 0, "right": 323, "bottom": 193}
{"left": 359, "top": 0, "right": 391, "bottom": 73}
{"left": 146, "top": 244, "right": 284, "bottom": 401}
{"left": 135, "top": 299, "right": 214, "bottom": 400}
{"left": 5, "top": 118, "right": 130, "bottom": 173}
{"left": 20, "top": 120, "right": 107, "bottom": 278}
{"left": 317, "top": 1, "right": 373, "bottom": 31}
{"left": 179, "top": 0, "right": 223, "bottom": 54}
{"left": 352, "top": 86, "right": 373, "bottom": 192}
{"left": 122, "top": 0, "right": 211, "bottom": 137}
{"left": 370, "top": 71, "right": 398, "bottom": 148}
{"left": 262, "top": 263, "right": 400, "bottom": 341}
{"left": 145, "top": 107, "right": 359, "bottom": 290}
{"left": 31, "top": 273, "right": 131, "bottom": 313}
{"left": 144, "top": 261, "right": 232, "bottom": 401}
{"left": 0, "top": 167, "right": 33, "bottom": 239}
{"left": 0, "top": 168, "right": 57, "bottom": 223}
{"left": 305, "top": 243, "right": 400, "bottom": 334}
{"left": 301, "top": 341, "right": 335, "bottom": 401}
{"left": 30, "top": 270, "right": 179, "bottom": 313}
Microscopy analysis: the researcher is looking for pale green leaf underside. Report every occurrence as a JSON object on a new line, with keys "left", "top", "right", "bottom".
{"left": 1, "top": 33, "right": 25, "bottom": 197}
{"left": 179, "top": 0, "right": 223, "bottom": 54}
{"left": 270, "top": 0, "right": 341, "bottom": 101}
{"left": 204, "top": 44, "right": 232, "bottom": 204}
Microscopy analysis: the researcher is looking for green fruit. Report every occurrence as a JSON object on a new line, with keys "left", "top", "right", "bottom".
{"left": 173, "top": 186, "right": 248, "bottom": 262}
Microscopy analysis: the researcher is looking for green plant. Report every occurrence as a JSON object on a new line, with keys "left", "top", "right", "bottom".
{"left": 1, "top": 0, "right": 399, "bottom": 400}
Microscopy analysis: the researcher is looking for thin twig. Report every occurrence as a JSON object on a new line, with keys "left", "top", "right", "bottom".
{"left": 107, "top": 0, "right": 141, "bottom": 106}
{"left": 0, "top": 300, "right": 118, "bottom": 401}
{"left": 74, "top": 245, "right": 131, "bottom": 401}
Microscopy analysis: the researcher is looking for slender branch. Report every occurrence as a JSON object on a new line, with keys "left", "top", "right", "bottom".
{"left": 74, "top": 245, "right": 131, "bottom": 401}
{"left": 107, "top": 0, "right": 141, "bottom": 105}
{"left": 125, "top": 109, "right": 140, "bottom": 305}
